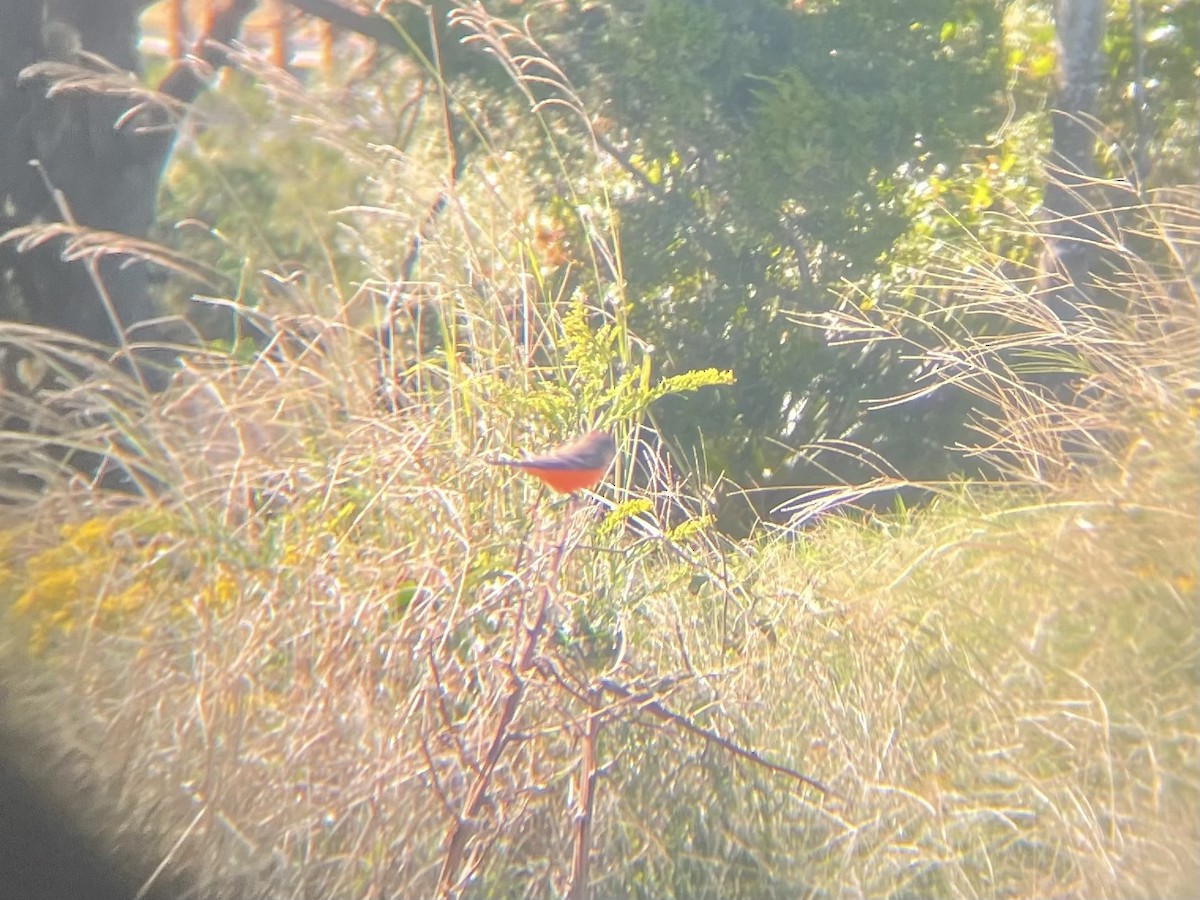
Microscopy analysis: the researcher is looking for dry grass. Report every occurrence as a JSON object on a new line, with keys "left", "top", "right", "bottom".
{"left": 0, "top": 321, "right": 751, "bottom": 898}
{"left": 808, "top": 183, "right": 1199, "bottom": 487}
{"left": 721, "top": 474, "right": 1198, "bottom": 899}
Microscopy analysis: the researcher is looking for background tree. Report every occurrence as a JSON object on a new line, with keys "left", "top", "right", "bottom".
{"left": 0, "top": 0, "right": 261, "bottom": 389}
{"left": 529, "top": 0, "right": 1196, "bottom": 527}
{"left": 0, "top": 0, "right": 506, "bottom": 384}
{"left": 1, "top": 0, "right": 1195, "bottom": 519}
{"left": 544, "top": 0, "right": 1008, "bottom": 526}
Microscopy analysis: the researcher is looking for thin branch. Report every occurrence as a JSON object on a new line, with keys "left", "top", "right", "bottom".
{"left": 286, "top": 0, "right": 413, "bottom": 54}
{"left": 598, "top": 676, "right": 840, "bottom": 800}
{"left": 566, "top": 701, "right": 600, "bottom": 900}
{"left": 435, "top": 503, "right": 575, "bottom": 898}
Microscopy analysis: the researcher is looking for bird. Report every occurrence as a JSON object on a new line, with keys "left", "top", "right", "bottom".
{"left": 489, "top": 429, "right": 616, "bottom": 494}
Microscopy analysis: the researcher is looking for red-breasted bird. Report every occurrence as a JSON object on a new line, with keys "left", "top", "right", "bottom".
{"left": 489, "top": 430, "right": 616, "bottom": 494}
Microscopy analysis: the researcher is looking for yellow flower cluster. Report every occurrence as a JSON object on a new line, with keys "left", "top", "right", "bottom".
{"left": 5, "top": 513, "right": 158, "bottom": 654}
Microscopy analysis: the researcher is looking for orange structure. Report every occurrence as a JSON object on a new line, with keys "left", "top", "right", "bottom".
{"left": 143, "top": 0, "right": 335, "bottom": 72}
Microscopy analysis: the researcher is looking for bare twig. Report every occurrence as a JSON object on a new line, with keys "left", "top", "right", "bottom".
{"left": 566, "top": 698, "right": 600, "bottom": 900}
{"left": 597, "top": 676, "right": 840, "bottom": 800}
{"left": 435, "top": 502, "right": 575, "bottom": 898}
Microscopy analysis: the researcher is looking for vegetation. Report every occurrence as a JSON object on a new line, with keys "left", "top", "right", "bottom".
{"left": 0, "top": 2, "right": 1197, "bottom": 898}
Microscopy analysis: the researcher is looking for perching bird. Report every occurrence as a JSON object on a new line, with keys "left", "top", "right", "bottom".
{"left": 489, "top": 430, "right": 616, "bottom": 494}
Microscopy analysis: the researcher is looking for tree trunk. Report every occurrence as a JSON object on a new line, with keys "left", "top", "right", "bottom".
{"left": 1040, "top": 0, "right": 1106, "bottom": 313}
{"left": 1, "top": 0, "right": 190, "bottom": 388}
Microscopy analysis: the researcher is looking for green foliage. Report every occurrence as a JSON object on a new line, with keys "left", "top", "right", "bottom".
{"left": 599, "top": 498, "right": 654, "bottom": 538}
{"left": 618, "top": 1, "right": 727, "bottom": 139}
{"left": 1100, "top": 0, "right": 1199, "bottom": 183}
{"left": 662, "top": 513, "right": 716, "bottom": 543}
{"left": 518, "top": 0, "right": 1198, "bottom": 512}
{"left": 147, "top": 0, "right": 1198, "bottom": 508}
{"left": 484, "top": 294, "right": 732, "bottom": 437}
{"left": 156, "top": 70, "right": 374, "bottom": 328}
{"left": 557, "top": 0, "right": 1010, "bottom": 494}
